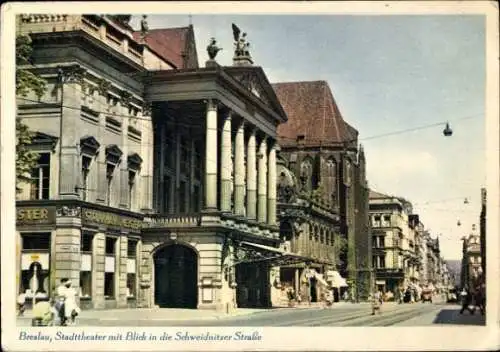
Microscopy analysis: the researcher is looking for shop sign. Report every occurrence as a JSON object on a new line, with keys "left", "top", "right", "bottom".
{"left": 82, "top": 208, "right": 143, "bottom": 231}
{"left": 17, "top": 207, "right": 56, "bottom": 226}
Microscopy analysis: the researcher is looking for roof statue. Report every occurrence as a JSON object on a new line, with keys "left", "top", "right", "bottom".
{"left": 140, "top": 15, "right": 149, "bottom": 41}
{"left": 232, "top": 23, "right": 251, "bottom": 58}
{"left": 206, "top": 37, "right": 222, "bottom": 60}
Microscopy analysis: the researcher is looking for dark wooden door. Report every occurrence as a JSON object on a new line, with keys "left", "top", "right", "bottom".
{"left": 154, "top": 245, "right": 198, "bottom": 308}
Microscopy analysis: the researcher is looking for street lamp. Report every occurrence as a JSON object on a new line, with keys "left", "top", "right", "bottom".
{"left": 443, "top": 122, "right": 453, "bottom": 137}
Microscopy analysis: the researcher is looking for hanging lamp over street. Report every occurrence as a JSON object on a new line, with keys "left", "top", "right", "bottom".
{"left": 443, "top": 122, "right": 453, "bottom": 137}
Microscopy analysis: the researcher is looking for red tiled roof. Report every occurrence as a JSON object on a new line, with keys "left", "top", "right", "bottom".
{"left": 272, "top": 81, "right": 358, "bottom": 147}
{"left": 133, "top": 27, "right": 190, "bottom": 69}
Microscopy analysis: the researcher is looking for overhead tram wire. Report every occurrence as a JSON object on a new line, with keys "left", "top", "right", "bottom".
{"left": 17, "top": 98, "right": 486, "bottom": 196}
{"left": 17, "top": 94, "right": 483, "bottom": 146}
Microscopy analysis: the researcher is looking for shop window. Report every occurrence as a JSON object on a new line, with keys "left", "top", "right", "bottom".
{"left": 126, "top": 239, "right": 137, "bottom": 298}
{"left": 20, "top": 233, "right": 51, "bottom": 298}
{"left": 127, "top": 273, "right": 136, "bottom": 298}
{"left": 81, "top": 155, "right": 92, "bottom": 201}
{"left": 104, "top": 272, "right": 114, "bottom": 298}
{"left": 80, "top": 271, "right": 92, "bottom": 298}
{"left": 30, "top": 153, "right": 51, "bottom": 200}
{"left": 22, "top": 233, "right": 50, "bottom": 250}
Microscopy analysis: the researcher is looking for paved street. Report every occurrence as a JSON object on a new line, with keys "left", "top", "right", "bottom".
{"left": 17, "top": 302, "right": 485, "bottom": 327}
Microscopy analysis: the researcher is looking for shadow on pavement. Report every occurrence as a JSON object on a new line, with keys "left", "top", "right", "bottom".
{"left": 432, "top": 309, "right": 485, "bottom": 325}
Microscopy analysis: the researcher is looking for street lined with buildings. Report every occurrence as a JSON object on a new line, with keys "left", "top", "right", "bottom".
{"left": 17, "top": 300, "right": 485, "bottom": 327}
{"left": 13, "top": 14, "right": 486, "bottom": 326}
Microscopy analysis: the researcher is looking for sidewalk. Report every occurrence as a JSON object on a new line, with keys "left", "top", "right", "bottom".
{"left": 18, "top": 307, "right": 270, "bottom": 322}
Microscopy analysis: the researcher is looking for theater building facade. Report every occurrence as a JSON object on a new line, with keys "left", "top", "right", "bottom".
{"left": 16, "top": 14, "right": 312, "bottom": 311}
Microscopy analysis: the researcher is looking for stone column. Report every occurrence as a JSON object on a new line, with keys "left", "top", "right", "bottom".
{"left": 117, "top": 234, "right": 128, "bottom": 308}
{"left": 92, "top": 233, "right": 105, "bottom": 309}
{"left": 246, "top": 129, "right": 257, "bottom": 220}
{"left": 234, "top": 121, "right": 246, "bottom": 216}
{"left": 257, "top": 138, "right": 268, "bottom": 223}
{"left": 267, "top": 142, "right": 277, "bottom": 225}
{"left": 220, "top": 111, "right": 232, "bottom": 212}
{"left": 205, "top": 99, "right": 218, "bottom": 210}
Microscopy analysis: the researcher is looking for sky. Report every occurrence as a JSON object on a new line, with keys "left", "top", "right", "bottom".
{"left": 130, "top": 14, "right": 486, "bottom": 260}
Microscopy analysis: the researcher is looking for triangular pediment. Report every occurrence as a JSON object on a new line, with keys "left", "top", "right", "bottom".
{"left": 224, "top": 66, "right": 288, "bottom": 123}
{"left": 80, "top": 135, "right": 100, "bottom": 155}
{"left": 127, "top": 152, "right": 143, "bottom": 170}
{"left": 29, "top": 132, "right": 59, "bottom": 151}
{"left": 105, "top": 144, "right": 123, "bottom": 163}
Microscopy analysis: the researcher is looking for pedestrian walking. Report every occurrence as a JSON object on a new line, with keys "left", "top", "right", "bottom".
{"left": 459, "top": 287, "right": 475, "bottom": 315}
{"left": 371, "top": 290, "right": 383, "bottom": 315}
{"left": 473, "top": 284, "right": 485, "bottom": 316}
{"left": 55, "top": 278, "right": 68, "bottom": 325}
{"left": 62, "top": 280, "right": 81, "bottom": 325}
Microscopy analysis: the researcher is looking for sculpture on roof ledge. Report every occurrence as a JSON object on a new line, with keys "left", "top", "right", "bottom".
{"left": 140, "top": 15, "right": 149, "bottom": 41}
{"left": 207, "top": 37, "right": 222, "bottom": 60}
{"left": 232, "top": 23, "right": 253, "bottom": 65}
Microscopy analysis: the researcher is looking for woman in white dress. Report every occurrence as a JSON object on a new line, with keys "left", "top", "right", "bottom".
{"left": 62, "top": 280, "right": 80, "bottom": 325}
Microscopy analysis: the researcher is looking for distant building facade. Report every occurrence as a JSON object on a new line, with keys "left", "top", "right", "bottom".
{"left": 273, "top": 81, "right": 371, "bottom": 301}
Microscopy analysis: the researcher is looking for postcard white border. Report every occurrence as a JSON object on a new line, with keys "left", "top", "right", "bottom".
{"left": 2, "top": 1, "right": 499, "bottom": 351}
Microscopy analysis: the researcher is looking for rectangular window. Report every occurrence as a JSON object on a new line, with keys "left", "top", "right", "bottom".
{"left": 104, "top": 272, "right": 114, "bottom": 298}
{"left": 105, "top": 237, "right": 116, "bottom": 255}
{"left": 30, "top": 153, "right": 50, "bottom": 200}
{"left": 128, "top": 170, "right": 136, "bottom": 210}
{"left": 106, "top": 163, "right": 115, "bottom": 205}
{"left": 373, "top": 215, "right": 381, "bottom": 227}
{"left": 372, "top": 237, "right": 378, "bottom": 248}
{"left": 379, "top": 255, "right": 386, "bottom": 268}
{"left": 127, "top": 239, "right": 137, "bottom": 257}
{"left": 81, "top": 233, "right": 93, "bottom": 252}
{"left": 22, "top": 233, "right": 50, "bottom": 250}
{"left": 379, "top": 237, "right": 385, "bottom": 248}
{"left": 383, "top": 215, "right": 391, "bottom": 226}
{"left": 81, "top": 155, "right": 92, "bottom": 201}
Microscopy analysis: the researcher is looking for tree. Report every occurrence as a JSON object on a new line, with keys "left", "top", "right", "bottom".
{"left": 16, "top": 34, "right": 47, "bottom": 193}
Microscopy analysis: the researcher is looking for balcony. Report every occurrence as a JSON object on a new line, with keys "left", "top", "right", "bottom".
{"left": 144, "top": 214, "right": 201, "bottom": 228}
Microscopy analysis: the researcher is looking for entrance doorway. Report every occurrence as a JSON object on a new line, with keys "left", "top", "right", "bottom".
{"left": 154, "top": 244, "right": 198, "bottom": 308}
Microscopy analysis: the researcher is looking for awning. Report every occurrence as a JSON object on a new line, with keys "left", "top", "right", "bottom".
{"left": 325, "top": 270, "right": 348, "bottom": 288}
{"left": 237, "top": 241, "right": 316, "bottom": 266}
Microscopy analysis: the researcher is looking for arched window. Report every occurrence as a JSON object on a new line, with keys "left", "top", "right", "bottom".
{"left": 326, "top": 159, "right": 337, "bottom": 205}
{"left": 300, "top": 158, "right": 313, "bottom": 192}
